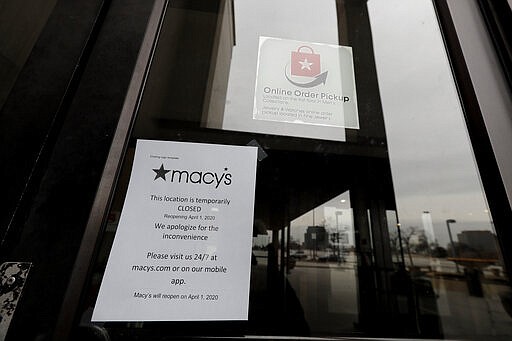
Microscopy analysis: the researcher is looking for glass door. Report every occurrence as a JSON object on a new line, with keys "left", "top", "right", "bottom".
{"left": 70, "top": 0, "right": 512, "bottom": 339}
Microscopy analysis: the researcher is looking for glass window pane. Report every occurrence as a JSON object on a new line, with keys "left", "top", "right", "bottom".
{"left": 368, "top": 1, "right": 511, "bottom": 339}
{"left": 77, "top": 1, "right": 512, "bottom": 339}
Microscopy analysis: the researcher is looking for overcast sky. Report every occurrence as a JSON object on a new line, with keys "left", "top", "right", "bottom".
{"left": 368, "top": 0, "right": 493, "bottom": 245}
{"left": 227, "top": 0, "right": 495, "bottom": 248}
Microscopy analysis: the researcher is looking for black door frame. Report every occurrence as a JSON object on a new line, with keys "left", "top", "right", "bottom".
{"left": 47, "top": 0, "right": 512, "bottom": 339}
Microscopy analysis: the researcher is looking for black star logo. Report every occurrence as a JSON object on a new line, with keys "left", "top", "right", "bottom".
{"left": 153, "top": 163, "right": 170, "bottom": 181}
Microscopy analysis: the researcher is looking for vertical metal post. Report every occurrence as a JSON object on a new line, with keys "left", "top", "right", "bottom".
{"left": 446, "top": 219, "right": 460, "bottom": 273}
{"left": 396, "top": 223, "right": 406, "bottom": 269}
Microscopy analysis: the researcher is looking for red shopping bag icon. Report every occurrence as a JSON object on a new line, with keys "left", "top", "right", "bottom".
{"left": 291, "top": 46, "right": 320, "bottom": 77}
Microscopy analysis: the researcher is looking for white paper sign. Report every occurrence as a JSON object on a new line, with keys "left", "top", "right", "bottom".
{"left": 254, "top": 37, "right": 359, "bottom": 129}
{"left": 92, "top": 140, "right": 258, "bottom": 321}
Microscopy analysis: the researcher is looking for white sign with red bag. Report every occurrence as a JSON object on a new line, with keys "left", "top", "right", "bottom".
{"left": 291, "top": 46, "right": 321, "bottom": 77}
{"left": 254, "top": 37, "right": 359, "bottom": 129}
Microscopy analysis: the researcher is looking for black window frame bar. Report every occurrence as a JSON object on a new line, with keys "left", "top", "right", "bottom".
{"left": 477, "top": 0, "right": 512, "bottom": 94}
{"left": 54, "top": 1, "right": 168, "bottom": 339}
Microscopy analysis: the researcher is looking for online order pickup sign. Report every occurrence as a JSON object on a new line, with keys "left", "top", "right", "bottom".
{"left": 92, "top": 140, "right": 258, "bottom": 321}
{"left": 254, "top": 37, "right": 359, "bottom": 129}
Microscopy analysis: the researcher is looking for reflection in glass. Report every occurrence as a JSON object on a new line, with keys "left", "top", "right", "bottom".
{"left": 287, "top": 191, "right": 358, "bottom": 335}
{"left": 369, "top": 0, "right": 511, "bottom": 339}
{"left": 76, "top": 0, "right": 512, "bottom": 340}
